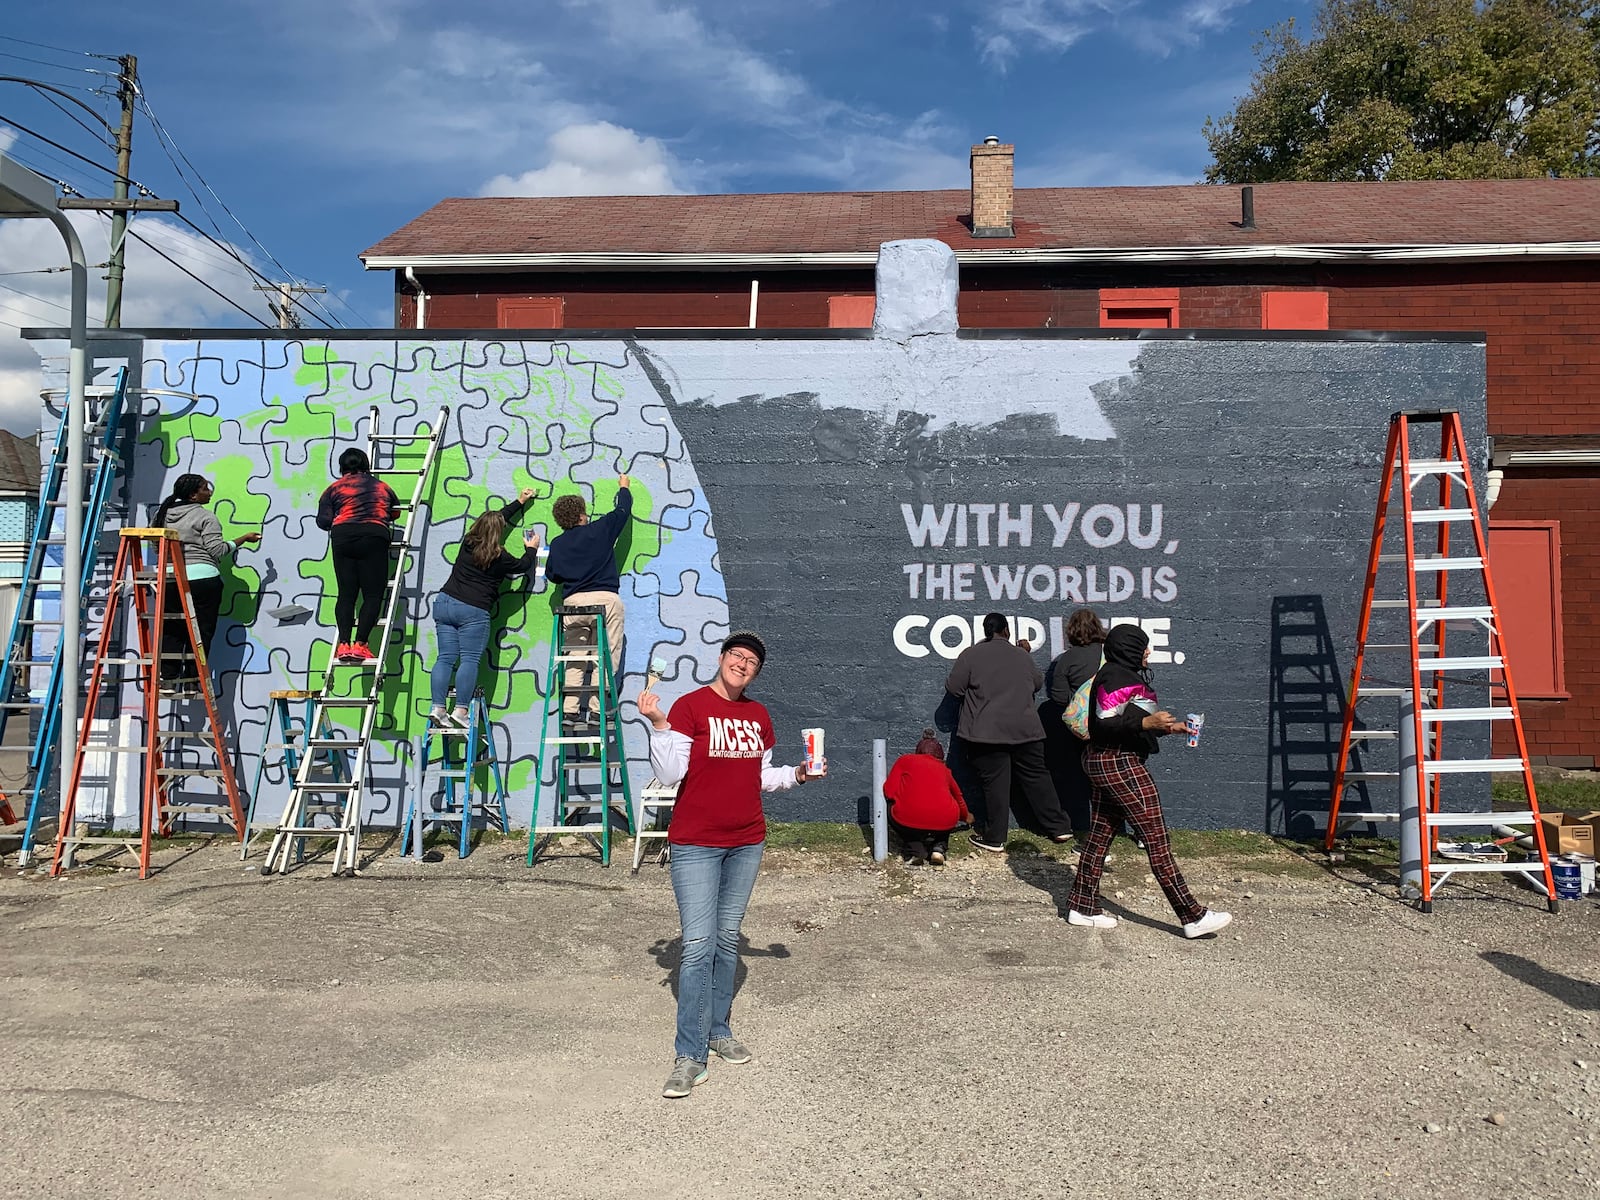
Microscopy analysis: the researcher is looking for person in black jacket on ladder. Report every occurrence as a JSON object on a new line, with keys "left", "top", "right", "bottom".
{"left": 427, "top": 487, "right": 541, "bottom": 728}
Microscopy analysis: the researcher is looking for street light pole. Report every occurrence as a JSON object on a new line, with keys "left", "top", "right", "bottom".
{"left": 0, "top": 154, "right": 88, "bottom": 854}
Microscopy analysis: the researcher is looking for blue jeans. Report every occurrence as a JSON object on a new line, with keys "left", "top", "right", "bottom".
{"left": 669, "top": 841, "right": 764, "bottom": 1062}
{"left": 429, "top": 593, "right": 492, "bottom": 708}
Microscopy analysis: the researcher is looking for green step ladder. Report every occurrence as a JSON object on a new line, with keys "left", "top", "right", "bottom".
{"left": 527, "top": 602, "right": 633, "bottom": 866}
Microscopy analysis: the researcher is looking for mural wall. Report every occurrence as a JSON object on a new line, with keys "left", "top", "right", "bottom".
{"left": 56, "top": 328, "right": 1486, "bottom": 834}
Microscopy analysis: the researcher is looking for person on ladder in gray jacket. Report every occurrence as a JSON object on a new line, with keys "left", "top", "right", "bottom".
{"left": 151, "top": 473, "right": 260, "bottom": 690}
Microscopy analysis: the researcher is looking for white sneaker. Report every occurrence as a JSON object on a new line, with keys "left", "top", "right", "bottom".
{"left": 1183, "top": 909, "right": 1233, "bottom": 939}
{"left": 1066, "top": 909, "right": 1118, "bottom": 930}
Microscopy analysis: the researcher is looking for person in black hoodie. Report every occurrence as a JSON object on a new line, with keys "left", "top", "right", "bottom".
{"left": 427, "top": 488, "right": 540, "bottom": 728}
{"left": 1066, "top": 623, "right": 1232, "bottom": 939}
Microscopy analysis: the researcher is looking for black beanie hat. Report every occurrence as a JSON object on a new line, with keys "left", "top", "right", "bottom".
{"left": 720, "top": 630, "right": 767, "bottom": 668}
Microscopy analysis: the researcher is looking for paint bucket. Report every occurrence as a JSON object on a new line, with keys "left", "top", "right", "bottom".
{"left": 1552, "top": 859, "right": 1583, "bottom": 901}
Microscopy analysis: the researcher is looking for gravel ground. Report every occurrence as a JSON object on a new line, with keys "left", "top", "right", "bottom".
{"left": 2, "top": 836, "right": 1597, "bottom": 1199}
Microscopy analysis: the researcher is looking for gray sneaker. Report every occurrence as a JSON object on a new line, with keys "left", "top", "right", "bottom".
{"left": 708, "top": 1035, "right": 752, "bottom": 1065}
{"left": 661, "top": 1056, "right": 708, "bottom": 1099}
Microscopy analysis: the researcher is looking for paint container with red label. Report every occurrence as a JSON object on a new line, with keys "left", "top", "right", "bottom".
{"left": 1186, "top": 713, "right": 1205, "bottom": 748}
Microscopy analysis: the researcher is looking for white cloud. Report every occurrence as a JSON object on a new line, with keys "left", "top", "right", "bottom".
{"left": 570, "top": 0, "right": 810, "bottom": 119}
{"left": 0, "top": 212, "right": 274, "bottom": 436}
{"left": 978, "top": 0, "right": 1249, "bottom": 68}
{"left": 480, "top": 122, "right": 685, "bottom": 197}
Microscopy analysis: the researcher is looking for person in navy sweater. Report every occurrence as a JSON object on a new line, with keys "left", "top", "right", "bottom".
{"left": 545, "top": 475, "right": 632, "bottom": 721}
{"left": 883, "top": 729, "right": 971, "bottom": 865}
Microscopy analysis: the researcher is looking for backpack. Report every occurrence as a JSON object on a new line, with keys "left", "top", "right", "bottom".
{"left": 1061, "top": 650, "right": 1105, "bottom": 740}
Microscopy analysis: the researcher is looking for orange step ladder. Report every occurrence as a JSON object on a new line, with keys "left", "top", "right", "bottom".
{"left": 1325, "top": 410, "right": 1559, "bottom": 912}
{"left": 52, "top": 529, "right": 245, "bottom": 877}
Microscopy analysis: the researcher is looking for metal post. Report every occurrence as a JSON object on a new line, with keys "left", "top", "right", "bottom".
{"left": 871, "top": 738, "right": 887, "bottom": 862}
{"left": 1398, "top": 690, "right": 1423, "bottom": 899}
{"left": 38, "top": 205, "right": 89, "bottom": 834}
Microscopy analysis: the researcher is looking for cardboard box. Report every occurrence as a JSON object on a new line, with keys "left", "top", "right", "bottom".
{"left": 1539, "top": 811, "right": 1597, "bottom": 857}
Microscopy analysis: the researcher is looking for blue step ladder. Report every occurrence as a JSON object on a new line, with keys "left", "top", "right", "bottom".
{"left": 241, "top": 689, "right": 351, "bottom": 861}
{"left": 401, "top": 691, "right": 509, "bottom": 860}
{"left": 1, "top": 368, "right": 130, "bottom": 867}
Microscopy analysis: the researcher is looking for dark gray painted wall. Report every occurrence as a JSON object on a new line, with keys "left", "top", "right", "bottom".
{"left": 665, "top": 337, "right": 1489, "bottom": 832}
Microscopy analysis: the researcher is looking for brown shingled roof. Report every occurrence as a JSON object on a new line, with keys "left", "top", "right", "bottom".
{"left": 0, "top": 429, "right": 40, "bottom": 495}
{"left": 361, "top": 179, "right": 1600, "bottom": 261}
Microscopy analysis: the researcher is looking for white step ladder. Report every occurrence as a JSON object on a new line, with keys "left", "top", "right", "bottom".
{"left": 261, "top": 405, "right": 449, "bottom": 876}
{"left": 1326, "top": 409, "right": 1559, "bottom": 912}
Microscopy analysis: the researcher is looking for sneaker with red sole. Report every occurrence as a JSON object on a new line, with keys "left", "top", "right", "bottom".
{"left": 334, "top": 642, "right": 364, "bottom": 664}
{"left": 345, "top": 643, "right": 376, "bottom": 663}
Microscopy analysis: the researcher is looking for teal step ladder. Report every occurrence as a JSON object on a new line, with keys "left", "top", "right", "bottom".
{"left": 401, "top": 690, "right": 508, "bottom": 859}
{"left": 527, "top": 603, "right": 633, "bottom": 866}
{"left": 241, "top": 689, "right": 350, "bottom": 861}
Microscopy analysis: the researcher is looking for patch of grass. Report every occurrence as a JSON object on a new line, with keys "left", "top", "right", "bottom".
{"left": 764, "top": 822, "right": 871, "bottom": 854}
{"left": 1494, "top": 777, "right": 1600, "bottom": 813}
{"left": 1168, "top": 828, "right": 1287, "bottom": 859}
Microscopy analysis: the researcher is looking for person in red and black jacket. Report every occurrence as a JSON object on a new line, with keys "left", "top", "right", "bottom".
{"left": 883, "top": 729, "right": 970, "bottom": 865}
{"left": 316, "top": 447, "right": 399, "bottom": 663}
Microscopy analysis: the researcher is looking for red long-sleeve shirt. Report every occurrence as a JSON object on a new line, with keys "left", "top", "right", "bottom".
{"left": 882, "top": 753, "right": 970, "bottom": 832}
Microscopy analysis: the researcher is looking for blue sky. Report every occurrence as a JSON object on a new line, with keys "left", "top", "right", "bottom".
{"left": 0, "top": 0, "right": 1314, "bottom": 428}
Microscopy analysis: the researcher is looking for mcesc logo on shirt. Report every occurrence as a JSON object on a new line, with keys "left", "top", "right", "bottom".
{"left": 707, "top": 717, "right": 765, "bottom": 759}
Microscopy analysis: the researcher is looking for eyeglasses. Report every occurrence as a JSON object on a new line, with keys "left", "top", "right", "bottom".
{"left": 724, "top": 651, "right": 761, "bottom": 669}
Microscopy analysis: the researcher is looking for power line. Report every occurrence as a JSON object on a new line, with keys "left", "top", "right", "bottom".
{"left": 0, "top": 112, "right": 118, "bottom": 176}
{"left": 0, "top": 51, "right": 117, "bottom": 79}
{"left": 39, "top": 87, "right": 114, "bottom": 147}
{"left": 0, "top": 279, "right": 75, "bottom": 317}
{"left": 0, "top": 35, "right": 119, "bottom": 61}
{"left": 123, "top": 226, "right": 273, "bottom": 328}
{"left": 136, "top": 90, "right": 345, "bottom": 329}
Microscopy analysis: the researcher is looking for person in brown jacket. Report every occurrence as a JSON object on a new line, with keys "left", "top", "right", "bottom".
{"left": 944, "top": 612, "right": 1075, "bottom": 852}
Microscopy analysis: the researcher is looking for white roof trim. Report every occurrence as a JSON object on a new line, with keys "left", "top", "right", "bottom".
{"left": 363, "top": 242, "right": 1600, "bottom": 271}
{"left": 1493, "top": 448, "right": 1600, "bottom": 467}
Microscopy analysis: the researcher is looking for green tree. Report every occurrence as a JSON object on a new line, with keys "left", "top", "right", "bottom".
{"left": 1203, "top": 0, "right": 1600, "bottom": 182}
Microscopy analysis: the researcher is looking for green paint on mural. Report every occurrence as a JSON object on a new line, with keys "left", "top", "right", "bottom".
{"left": 147, "top": 346, "right": 669, "bottom": 760}
{"left": 208, "top": 453, "right": 267, "bottom": 628}
{"left": 140, "top": 413, "right": 223, "bottom": 467}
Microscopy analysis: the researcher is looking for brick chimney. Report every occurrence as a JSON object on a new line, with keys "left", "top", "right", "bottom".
{"left": 970, "top": 136, "right": 1014, "bottom": 238}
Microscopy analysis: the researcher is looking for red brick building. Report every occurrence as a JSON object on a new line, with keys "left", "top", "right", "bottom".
{"left": 362, "top": 143, "right": 1600, "bottom": 767}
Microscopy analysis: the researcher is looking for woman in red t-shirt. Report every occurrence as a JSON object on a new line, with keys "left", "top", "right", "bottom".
{"left": 638, "top": 630, "right": 827, "bottom": 1100}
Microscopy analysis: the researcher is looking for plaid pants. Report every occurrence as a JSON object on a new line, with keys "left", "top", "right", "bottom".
{"left": 1069, "top": 747, "right": 1204, "bottom": 925}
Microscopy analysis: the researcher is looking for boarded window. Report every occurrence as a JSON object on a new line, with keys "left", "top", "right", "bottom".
{"left": 498, "top": 297, "right": 564, "bottom": 328}
{"left": 1099, "top": 288, "right": 1179, "bottom": 329}
{"left": 1488, "top": 521, "right": 1566, "bottom": 699}
{"left": 1262, "top": 291, "right": 1329, "bottom": 330}
{"left": 828, "top": 295, "right": 876, "bottom": 327}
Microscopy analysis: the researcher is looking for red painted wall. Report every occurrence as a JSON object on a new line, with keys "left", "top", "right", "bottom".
{"left": 1490, "top": 471, "right": 1600, "bottom": 767}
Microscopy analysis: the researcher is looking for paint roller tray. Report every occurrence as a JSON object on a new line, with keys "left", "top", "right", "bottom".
{"left": 1438, "top": 842, "right": 1509, "bottom": 863}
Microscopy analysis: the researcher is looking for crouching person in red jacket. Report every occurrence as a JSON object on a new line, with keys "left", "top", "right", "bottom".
{"left": 884, "top": 729, "right": 971, "bottom": 865}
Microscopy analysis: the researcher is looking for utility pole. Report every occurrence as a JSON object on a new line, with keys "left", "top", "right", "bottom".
{"left": 104, "top": 54, "right": 137, "bottom": 329}
{"left": 254, "top": 281, "right": 327, "bottom": 329}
